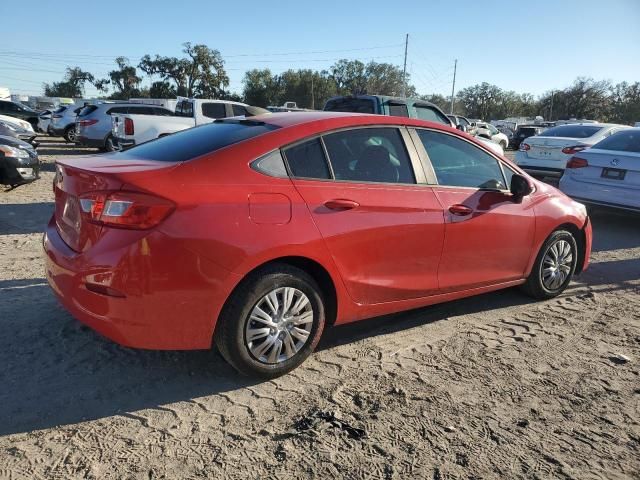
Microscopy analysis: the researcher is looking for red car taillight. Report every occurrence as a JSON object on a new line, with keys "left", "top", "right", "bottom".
{"left": 124, "top": 118, "right": 134, "bottom": 136}
{"left": 78, "top": 119, "right": 99, "bottom": 126}
{"left": 562, "top": 145, "right": 586, "bottom": 155}
{"left": 520, "top": 143, "right": 530, "bottom": 151}
{"left": 566, "top": 157, "right": 589, "bottom": 169}
{"left": 78, "top": 191, "right": 174, "bottom": 229}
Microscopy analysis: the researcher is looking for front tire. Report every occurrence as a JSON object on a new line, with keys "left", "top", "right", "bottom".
{"left": 215, "top": 264, "right": 326, "bottom": 378}
{"left": 521, "top": 230, "right": 577, "bottom": 299}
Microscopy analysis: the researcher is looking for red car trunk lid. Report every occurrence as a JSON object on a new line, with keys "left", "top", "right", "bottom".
{"left": 54, "top": 155, "right": 176, "bottom": 252}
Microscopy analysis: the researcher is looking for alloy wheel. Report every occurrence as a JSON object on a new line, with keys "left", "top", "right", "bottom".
{"left": 541, "top": 239, "right": 573, "bottom": 290}
{"left": 245, "top": 287, "right": 314, "bottom": 364}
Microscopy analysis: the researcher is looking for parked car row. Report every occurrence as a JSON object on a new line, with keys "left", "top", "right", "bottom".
{"left": 513, "top": 123, "right": 638, "bottom": 213}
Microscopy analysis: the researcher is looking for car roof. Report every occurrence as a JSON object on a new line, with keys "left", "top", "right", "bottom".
{"left": 245, "top": 111, "right": 458, "bottom": 136}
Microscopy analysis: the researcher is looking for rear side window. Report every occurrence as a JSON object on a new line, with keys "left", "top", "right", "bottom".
{"left": 153, "top": 107, "right": 173, "bottom": 116}
{"left": 415, "top": 105, "right": 449, "bottom": 125}
{"left": 202, "top": 103, "right": 227, "bottom": 119}
{"left": 541, "top": 125, "right": 602, "bottom": 138}
{"left": 106, "top": 106, "right": 129, "bottom": 115}
{"left": 129, "top": 106, "right": 155, "bottom": 115}
{"left": 323, "top": 128, "right": 416, "bottom": 184}
{"left": 592, "top": 130, "right": 640, "bottom": 153}
{"left": 78, "top": 105, "right": 98, "bottom": 117}
{"left": 283, "top": 138, "right": 331, "bottom": 179}
{"left": 115, "top": 120, "right": 279, "bottom": 162}
{"left": 324, "top": 98, "right": 376, "bottom": 114}
{"left": 417, "top": 129, "right": 506, "bottom": 190}
{"left": 388, "top": 103, "right": 409, "bottom": 117}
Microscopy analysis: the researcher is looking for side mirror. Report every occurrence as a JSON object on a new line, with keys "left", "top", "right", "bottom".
{"left": 456, "top": 124, "right": 467, "bottom": 133}
{"left": 510, "top": 173, "right": 533, "bottom": 198}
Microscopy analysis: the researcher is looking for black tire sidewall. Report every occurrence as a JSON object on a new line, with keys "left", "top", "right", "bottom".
{"left": 218, "top": 266, "right": 325, "bottom": 377}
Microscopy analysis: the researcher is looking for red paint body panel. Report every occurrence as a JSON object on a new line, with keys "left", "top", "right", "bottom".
{"left": 45, "top": 112, "right": 592, "bottom": 350}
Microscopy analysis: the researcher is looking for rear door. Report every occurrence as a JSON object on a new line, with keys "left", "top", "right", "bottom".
{"left": 413, "top": 128, "right": 535, "bottom": 291}
{"left": 286, "top": 126, "right": 445, "bottom": 304}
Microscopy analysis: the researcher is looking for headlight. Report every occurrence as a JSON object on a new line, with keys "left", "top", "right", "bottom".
{"left": 0, "top": 145, "right": 30, "bottom": 159}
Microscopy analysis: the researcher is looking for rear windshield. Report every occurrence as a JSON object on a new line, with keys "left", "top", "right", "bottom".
{"left": 115, "top": 120, "right": 280, "bottom": 162}
{"left": 53, "top": 106, "right": 67, "bottom": 114}
{"left": 78, "top": 105, "right": 98, "bottom": 117}
{"left": 541, "top": 125, "right": 602, "bottom": 138}
{"left": 592, "top": 130, "right": 640, "bottom": 153}
{"left": 519, "top": 127, "right": 538, "bottom": 135}
{"left": 324, "top": 98, "right": 376, "bottom": 114}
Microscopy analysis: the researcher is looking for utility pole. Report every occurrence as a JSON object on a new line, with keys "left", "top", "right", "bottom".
{"left": 402, "top": 34, "right": 408, "bottom": 98}
{"left": 450, "top": 59, "right": 457, "bottom": 114}
{"left": 311, "top": 75, "right": 315, "bottom": 110}
{"left": 549, "top": 90, "right": 554, "bottom": 121}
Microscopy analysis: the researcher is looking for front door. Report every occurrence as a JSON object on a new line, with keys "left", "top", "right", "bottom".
{"left": 414, "top": 128, "right": 535, "bottom": 292}
{"left": 284, "top": 127, "right": 445, "bottom": 305}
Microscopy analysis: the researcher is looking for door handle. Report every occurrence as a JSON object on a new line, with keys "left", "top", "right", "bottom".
{"left": 324, "top": 199, "right": 360, "bottom": 211}
{"left": 448, "top": 204, "right": 473, "bottom": 216}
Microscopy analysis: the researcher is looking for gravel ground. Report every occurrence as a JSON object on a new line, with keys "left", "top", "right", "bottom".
{"left": 0, "top": 137, "right": 638, "bottom": 479}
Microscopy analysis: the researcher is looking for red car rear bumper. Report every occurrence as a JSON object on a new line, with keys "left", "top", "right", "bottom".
{"left": 44, "top": 216, "right": 240, "bottom": 350}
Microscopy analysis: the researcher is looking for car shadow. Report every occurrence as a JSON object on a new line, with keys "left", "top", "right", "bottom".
{"left": 0, "top": 202, "right": 54, "bottom": 235}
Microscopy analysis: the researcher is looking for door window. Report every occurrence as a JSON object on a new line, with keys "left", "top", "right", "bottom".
{"left": 283, "top": 138, "right": 331, "bottom": 179}
{"left": 388, "top": 103, "right": 409, "bottom": 117}
{"left": 202, "top": 102, "right": 227, "bottom": 119}
{"left": 232, "top": 105, "right": 248, "bottom": 116}
{"left": 323, "top": 128, "right": 416, "bottom": 184}
{"left": 417, "top": 129, "right": 507, "bottom": 189}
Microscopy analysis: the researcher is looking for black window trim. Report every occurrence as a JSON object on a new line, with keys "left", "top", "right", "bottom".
{"left": 280, "top": 125, "right": 428, "bottom": 186}
{"left": 409, "top": 126, "right": 521, "bottom": 192}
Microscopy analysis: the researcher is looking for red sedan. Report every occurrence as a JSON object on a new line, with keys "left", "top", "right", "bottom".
{"left": 44, "top": 112, "right": 592, "bottom": 377}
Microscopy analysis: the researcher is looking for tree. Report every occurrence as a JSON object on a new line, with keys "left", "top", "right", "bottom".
{"left": 43, "top": 67, "right": 107, "bottom": 97}
{"left": 242, "top": 69, "right": 281, "bottom": 107}
{"left": 106, "top": 57, "right": 142, "bottom": 100}
{"left": 324, "top": 59, "right": 414, "bottom": 97}
{"left": 148, "top": 81, "right": 176, "bottom": 99}
{"left": 139, "top": 42, "right": 229, "bottom": 98}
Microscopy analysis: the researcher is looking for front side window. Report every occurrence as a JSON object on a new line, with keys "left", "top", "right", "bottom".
{"left": 283, "top": 138, "right": 331, "bottom": 179}
{"left": 175, "top": 100, "right": 194, "bottom": 117}
{"left": 417, "top": 129, "right": 507, "bottom": 190}
{"left": 388, "top": 103, "right": 409, "bottom": 117}
{"left": 232, "top": 105, "right": 248, "bottom": 116}
{"left": 323, "top": 128, "right": 416, "bottom": 184}
{"left": 202, "top": 102, "right": 227, "bottom": 119}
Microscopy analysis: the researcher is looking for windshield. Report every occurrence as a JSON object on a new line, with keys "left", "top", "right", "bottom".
{"left": 324, "top": 98, "right": 376, "bottom": 114}
{"left": 115, "top": 120, "right": 280, "bottom": 162}
{"left": 541, "top": 125, "right": 603, "bottom": 138}
{"left": 592, "top": 129, "right": 640, "bottom": 153}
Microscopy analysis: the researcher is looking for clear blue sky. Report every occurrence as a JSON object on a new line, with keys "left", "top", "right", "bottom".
{"left": 1, "top": 0, "right": 638, "bottom": 99}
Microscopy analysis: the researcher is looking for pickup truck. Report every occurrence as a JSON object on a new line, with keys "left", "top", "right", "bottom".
{"left": 324, "top": 95, "right": 504, "bottom": 155}
{"left": 112, "top": 98, "right": 268, "bottom": 149}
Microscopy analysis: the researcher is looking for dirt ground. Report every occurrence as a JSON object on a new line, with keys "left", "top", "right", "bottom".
{"left": 0, "top": 137, "right": 639, "bottom": 479}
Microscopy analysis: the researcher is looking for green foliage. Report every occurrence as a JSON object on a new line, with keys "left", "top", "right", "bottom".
{"left": 105, "top": 57, "right": 142, "bottom": 100}
{"left": 324, "top": 59, "right": 414, "bottom": 97}
{"left": 138, "top": 43, "right": 229, "bottom": 98}
{"left": 43, "top": 67, "right": 106, "bottom": 97}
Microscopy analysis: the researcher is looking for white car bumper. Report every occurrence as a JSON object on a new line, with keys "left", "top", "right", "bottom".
{"left": 559, "top": 173, "right": 640, "bottom": 212}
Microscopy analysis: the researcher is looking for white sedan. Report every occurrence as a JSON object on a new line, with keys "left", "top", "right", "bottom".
{"left": 475, "top": 122, "right": 509, "bottom": 150}
{"left": 515, "top": 123, "right": 629, "bottom": 177}
{"left": 559, "top": 128, "right": 640, "bottom": 213}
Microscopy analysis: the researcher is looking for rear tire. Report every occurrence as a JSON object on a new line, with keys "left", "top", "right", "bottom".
{"left": 104, "top": 135, "right": 116, "bottom": 152}
{"left": 215, "top": 264, "right": 326, "bottom": 378}
{"left": 521, "top": 230, "right": 577, "bottom": 299}
{"left": 64, "top": 125, "right": 76, "bottom": 143}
